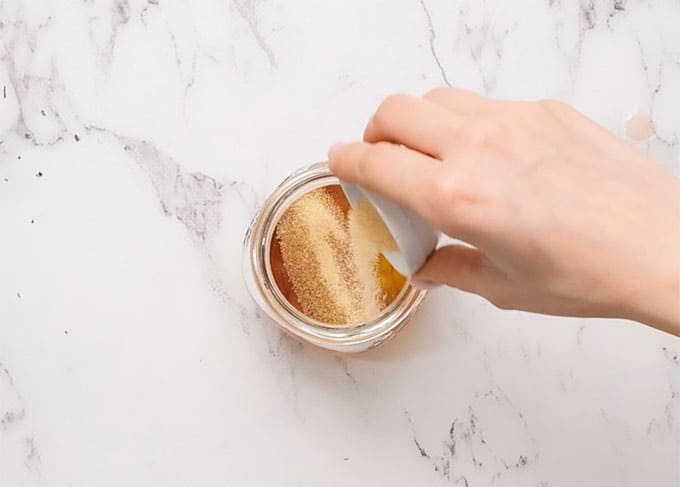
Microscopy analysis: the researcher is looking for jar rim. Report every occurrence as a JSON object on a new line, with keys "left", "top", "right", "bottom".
{"left": 242, "top": 162, "right": 427, "bottom": 352}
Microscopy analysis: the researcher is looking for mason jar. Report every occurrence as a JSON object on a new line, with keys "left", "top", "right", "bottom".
{"left": 242, "top": 162, "right": 428, "bottom": 353}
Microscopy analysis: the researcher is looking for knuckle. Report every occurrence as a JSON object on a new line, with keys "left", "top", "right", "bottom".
{"left": 464, "top": 121, "right": 504, "bottom": 148}
{"left": 537, "top": 98, "right": 569, "bottom": 116}
{"left": 372, "top": 140, "right": 395, "bottom": 154}
{"left": 535, "top": 99, "right": 579, "bottom": 127}
{"left": 423, "top": 87, "right": 450, "bottom": 101}
{"left": 373, "top": 93, "right": 411, "bottom": 126}
{"left": 423, "top": 173, "right": 481, "bottom": 231}
{"left": 430, "top": 174, "right": 464, "bottom": 208}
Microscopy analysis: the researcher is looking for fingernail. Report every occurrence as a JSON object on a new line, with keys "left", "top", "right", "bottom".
{"left": 410, "top": 279, "right": 440, "bottom": 291}
{"left": 328, "top": 142, "right": 347, "bottom": 160}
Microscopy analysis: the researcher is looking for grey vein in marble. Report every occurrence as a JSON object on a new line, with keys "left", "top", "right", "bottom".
{"left": 0, "top": 364, "right": 24, "bottom": 429}
{"left": 405, "top": 384, "right": 539, "bottom": 484}
{"left": 0, "top": 363, "right": 41, "bottom": 474}
{"left": 24, "top": 437, "right": 40, "bottom": 472}
{"left": 231, "top": 0, "right": 277, "bottom": 69}
{"left": 87, "top": 0, "right": 130, "bottom": 71}
{"left": 0, "top": 8, "right": 67, "bottom": 145}
{"left": 120, "top": 138, "right": 223, "bottom": 243}
{"left": 419, "top": 0, "right": 451, "bottom": 86}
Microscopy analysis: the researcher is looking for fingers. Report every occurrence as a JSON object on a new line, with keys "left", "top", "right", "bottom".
{"left": 362, "top": 89, "right": 497, "bottom": 159}
{"left": 412, "top": 245, "right": 502, "bottom": 296}
{"left": 328, "top": 141, "right": 443, "bottom": 223}
{"left": 363, "top": 94, "right": 467, "bottom": 158}
{"left": 329, "top": 87, "right": 497, "bottom": 239}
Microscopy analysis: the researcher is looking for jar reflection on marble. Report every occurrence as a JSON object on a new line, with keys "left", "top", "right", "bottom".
{"left": 242, "top": 162, "right": 428, "bottom": 353}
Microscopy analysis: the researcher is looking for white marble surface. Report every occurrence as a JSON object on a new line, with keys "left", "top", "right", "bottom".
{"left": 1, "top": 0, "right": 679, "bottom": 485}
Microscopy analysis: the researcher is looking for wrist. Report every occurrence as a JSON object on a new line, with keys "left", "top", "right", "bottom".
{"left": 608, "top": 176, "right": 680, "bottom": 335}
{"left": 628, "top": 273, "right": 680, "bottom": 336}
{"left": 621, "top": 225, "right": 680, "bottom": 335}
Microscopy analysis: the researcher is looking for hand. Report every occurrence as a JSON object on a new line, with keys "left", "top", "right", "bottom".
{"left": 328, "top": 88, "right": 680, "bottom": 336}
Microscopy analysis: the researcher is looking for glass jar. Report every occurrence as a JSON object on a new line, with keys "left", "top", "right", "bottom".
{"left": 242, "top": 162, "right": 428, "bottom": 353}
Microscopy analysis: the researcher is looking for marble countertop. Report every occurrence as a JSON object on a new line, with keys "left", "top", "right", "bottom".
{"left": 1, "top": 0, "right": 679, "bottom": 485}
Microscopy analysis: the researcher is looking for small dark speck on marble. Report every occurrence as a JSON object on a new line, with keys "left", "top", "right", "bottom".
{"left": 36, "top": 171, "right": 43, "bottom": 177}
{"left": 343, "top": 457, "right": 350, "bottom": 461}
{"left": 74, "top": 134, "right": 80, "bottom": 142}
{"left": 24, "top": 133, "right": 31, "bottom": 140}
{"left": 17, "top": 155, "right": 21, "bottom": 160}
{"left": 17, "top": 292, "right": 21, "bottom": 299}
{"left": 64, "top": 330, "right": 68, "bottom": 335}
{"left": 30, "top": 219, "right": 34, "bottom": 224}
{"left": 3, "top": 178, "right": 7, "bottom": 182}
{"left": 41, "top": 109, "right": 46, "bottom": 116}
{"left": 2, "top": 85, "right": 6, "bottom": 99}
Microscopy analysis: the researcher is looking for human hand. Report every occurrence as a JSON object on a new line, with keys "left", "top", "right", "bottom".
{"left": 328, "top": 88, "right": 680, "bottom": 335}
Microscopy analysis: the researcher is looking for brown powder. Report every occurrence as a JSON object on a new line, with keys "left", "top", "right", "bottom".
{"left": 271, "top": 185, "right": 406, "bottom": 325}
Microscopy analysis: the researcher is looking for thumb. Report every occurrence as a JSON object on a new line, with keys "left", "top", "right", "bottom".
{"left": 411, "top": 244, "right": 498, "bottom": 295}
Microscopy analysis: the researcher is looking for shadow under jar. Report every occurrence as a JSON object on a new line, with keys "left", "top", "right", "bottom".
{"left": 243, "top": 162, "right": 428, "bottom": 353}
